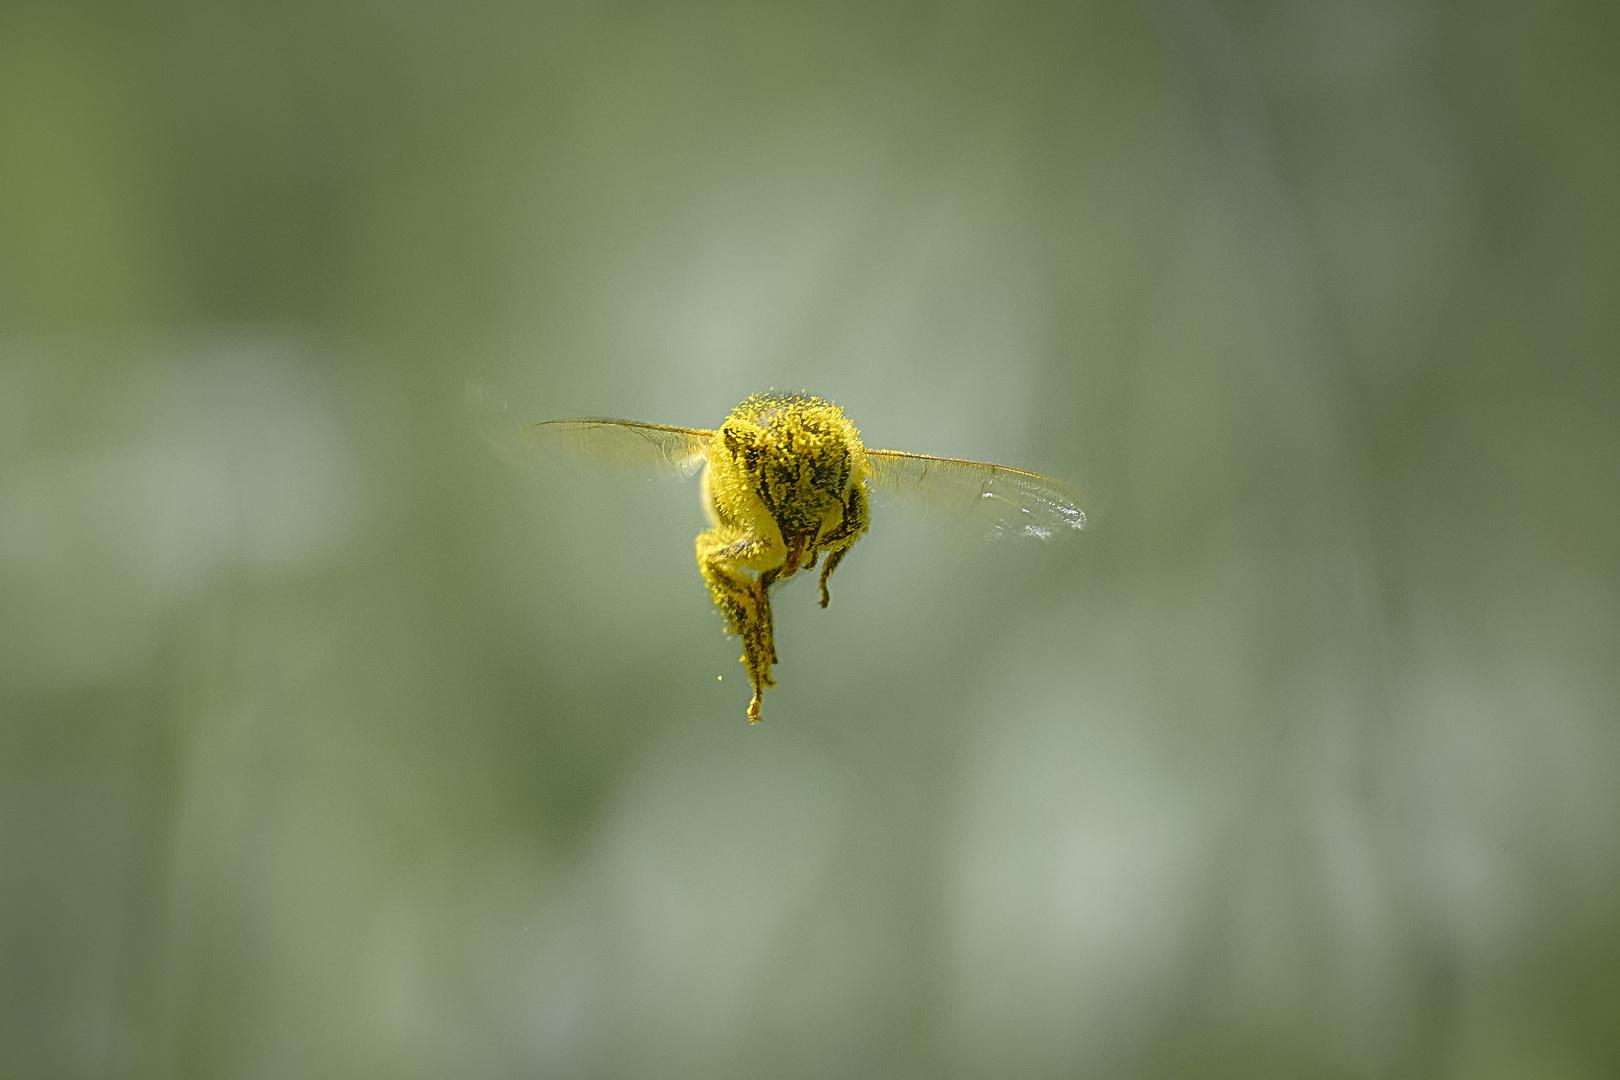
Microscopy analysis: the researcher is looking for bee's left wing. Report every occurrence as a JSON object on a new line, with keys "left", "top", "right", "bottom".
{"left": 864, "top": 448, "right": 1085, "bottom": 541}
{"left": 468, "top": 380, "right": 712, "bottom": 479}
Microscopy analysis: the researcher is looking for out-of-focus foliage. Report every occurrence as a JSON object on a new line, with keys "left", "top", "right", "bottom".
{"left": 2, "top": 1, "right": 1617, "bottom": 1077}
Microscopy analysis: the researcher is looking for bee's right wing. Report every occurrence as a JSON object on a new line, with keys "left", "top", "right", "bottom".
{"left": 468, "top": 380, "right": 712, "bottom": 479}
{"left": 864, "top": 448, "right": 1086, "bottom": 541}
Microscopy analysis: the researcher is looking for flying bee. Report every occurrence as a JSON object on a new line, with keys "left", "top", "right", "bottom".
{"left": 469, "top": 382, "right": 1085, "bottom": 723}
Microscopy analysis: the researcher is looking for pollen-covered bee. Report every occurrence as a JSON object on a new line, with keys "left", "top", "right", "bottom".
{"left": 470, "top": 383, "right": 1085, "bottom": 723}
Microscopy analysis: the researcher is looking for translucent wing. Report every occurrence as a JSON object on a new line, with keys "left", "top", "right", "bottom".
{"left": 467, "top": 380, "right": 712, "bottom": 478}
{"left": 864, "top": 448, "right": 1086, "bottom": 541}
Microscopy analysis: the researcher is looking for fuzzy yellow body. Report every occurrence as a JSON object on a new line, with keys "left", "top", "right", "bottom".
{"left": 696, "top": 395, "right": 871, "bottom": 722}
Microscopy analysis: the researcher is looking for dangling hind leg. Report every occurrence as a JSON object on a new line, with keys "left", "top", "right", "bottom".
{"left": 697, "top": 527, "right": 780, "bottom": 722}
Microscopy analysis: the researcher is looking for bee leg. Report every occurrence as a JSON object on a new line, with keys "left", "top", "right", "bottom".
{"left": 813, "top": 483, "right": 871, "bottom": 608}
{"left": 816, "top": 548, "right": 849, "bottom": 608}
{"left": 756, "top": 567, "right": 782, "bottom": 667}
{"left": 696, "top": 527, "right": 779, "bottom": 722}
{"left": 752, "top": 574, "right": 779, "bottom": 684}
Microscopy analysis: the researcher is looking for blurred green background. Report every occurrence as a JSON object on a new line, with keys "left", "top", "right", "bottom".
{"left": 3, "top": 1, "right": 1618, "bottom": 1077}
